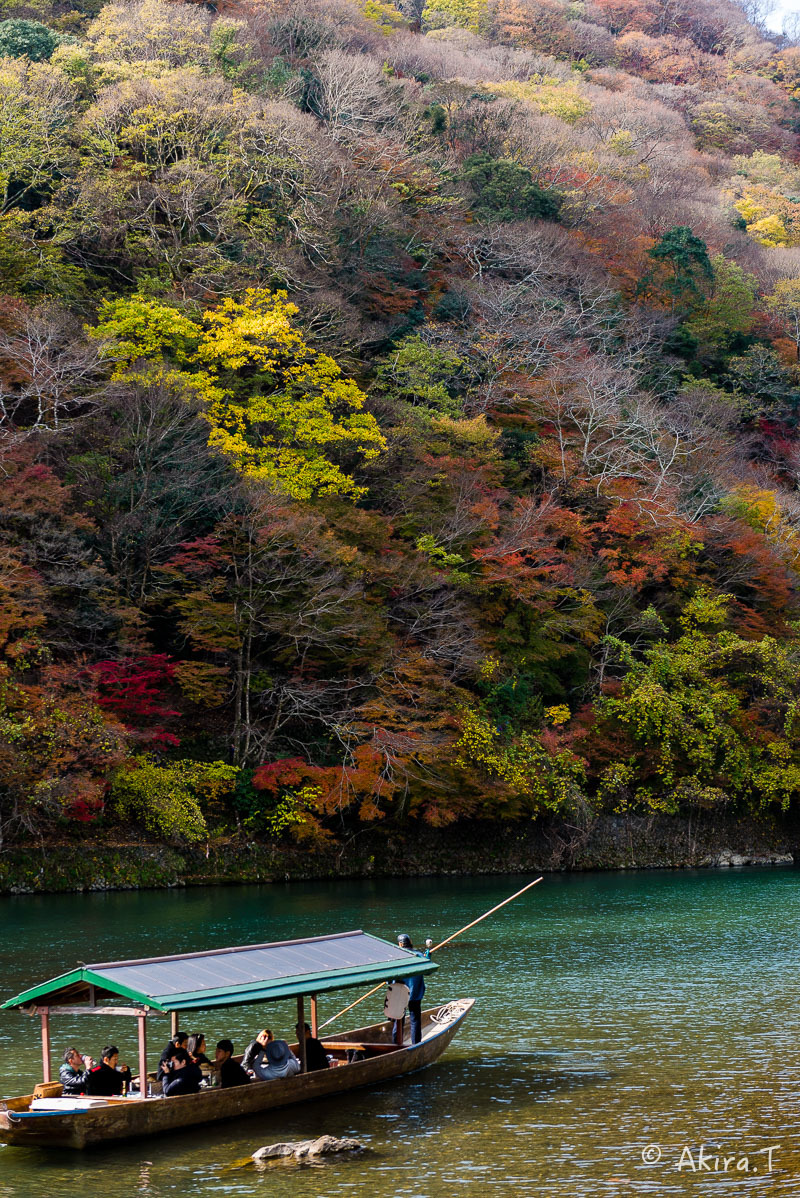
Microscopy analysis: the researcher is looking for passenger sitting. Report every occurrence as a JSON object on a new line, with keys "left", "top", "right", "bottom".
{"left": 251, "top": 1038, "right": 300, "bottom": 1081}
{"left": 161, "top": 1047, "right": 203, "bottom": 1097}
{"left": 241, "top": 1028, "right": 273, "bottom": 1075}
{"left": 86, "top": 1046, "right": 132, "bottom": 1097}
{"left": 157, "top": 1032, "right": 188, "bottom": 1081}
{"left": 215, "top": 1039, "right": 251, "bottom": 1089}
{"left": 59, "top": 1047, "right": 94, "bottom": 1095}
{"left": 295, "top": 1022, "right": 330, "bottom": 1072}
{"left": 187, "top": 1032, "right": 212, "bottom": 1067}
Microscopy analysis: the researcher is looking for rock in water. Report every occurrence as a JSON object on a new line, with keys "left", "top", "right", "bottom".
{"left": 252, "top": 1143, "right": 297, "bottom": 1160}
{"left": 253, "top": 1136, "right": 365, "bottom": 1162}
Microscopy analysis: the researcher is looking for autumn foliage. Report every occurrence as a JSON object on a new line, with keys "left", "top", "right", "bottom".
{"left": 4, "top": 0, "right": 800, "bottom": 849}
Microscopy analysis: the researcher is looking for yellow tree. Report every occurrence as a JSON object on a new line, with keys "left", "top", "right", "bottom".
{"left": 92, "top": 290, "right": 386, "bottom": 499}
{"left": 766, "top": 277, "right": 800, "bottom": 360}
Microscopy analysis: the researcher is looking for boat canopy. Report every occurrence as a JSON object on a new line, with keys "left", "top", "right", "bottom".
{"left": 1, "top": 930, "right": 438, "bottom": 1013}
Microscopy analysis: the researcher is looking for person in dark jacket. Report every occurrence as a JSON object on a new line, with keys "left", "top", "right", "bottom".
{"left": 294, "top": 1022, "right": 329, "bottom": 1072}
{"left": 86, "top": 1046, "right": 132, "bottom": 1096}
{"left": 157, "top": 1032, "right": 189, "bottom": 1080}
{"left": 214, "top": 1040, "right": 251, "bottom": 1089}
{"left": 241, "top": 1028, "right": 273, "bottom": 1074}
{"left": 161, "top": 1047, "right": 203, "bottom": 1097}
{"left": 59, "top": 1047, "right": 94, "bottom": 1095}
{"left": 398, "top": 933, "right": 429, "bottom": 1045}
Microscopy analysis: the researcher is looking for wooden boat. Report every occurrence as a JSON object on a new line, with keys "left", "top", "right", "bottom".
{"left": 0, "top": 930, "right": 474, "bottom": 1150}
{"left": 0, "top": 1000, "right": 473, "bottom": 1149}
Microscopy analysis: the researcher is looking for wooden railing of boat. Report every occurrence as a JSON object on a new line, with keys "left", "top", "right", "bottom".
{"left": 0, "top": 999, "right": 474, "bottom": 1150}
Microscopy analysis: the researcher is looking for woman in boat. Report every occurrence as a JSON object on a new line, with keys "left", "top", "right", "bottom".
{"left": 241, "top": 1028, "right": 273, "bottom": 1074}
{"left": 186, "top": 1033, "right": 211, "bottom": 1067}
{"left": 250, "top": 1039, "right": 300, "bottom": 1081}
{"left": 161, "top": 1048, "right": 203, "bottom": 1097}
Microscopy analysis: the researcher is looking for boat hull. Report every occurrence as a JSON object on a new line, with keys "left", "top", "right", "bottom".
{"left": 0, "top": 999, "right": 473, "bottom": 1149}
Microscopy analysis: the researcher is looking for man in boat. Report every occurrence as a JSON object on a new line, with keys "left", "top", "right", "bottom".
{"left": 86, "top": 1046, "right": 132, "bottom": 1097}
{"left": 397, "top": 933, "right": 429, "bottom": 1046}
{"left": 59, "top": 1047, "right": 95, "bottom": 1095}
{"left": 295, "top": 1022, "right": 329, "bottom": 1071}
{"left": 161, "top": 1047, "right": 203, "bottom": 1097}
{"left": 157, "top": 1031, "right": 189, "bottom": 1080}
{"left": 214, "top": 1039, "right": 251, "bottom": 1088}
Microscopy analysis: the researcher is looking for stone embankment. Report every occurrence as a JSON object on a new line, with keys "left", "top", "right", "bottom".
{"left": 0, "top": 811, "right": 796, "bottom": 894}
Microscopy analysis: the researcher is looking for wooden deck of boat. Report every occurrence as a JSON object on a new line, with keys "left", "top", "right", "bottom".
{"left": 0, "top": 1000, "right": 473, "bottom": 1150}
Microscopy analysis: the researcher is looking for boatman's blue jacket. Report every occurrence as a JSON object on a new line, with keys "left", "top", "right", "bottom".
{"left": 405, "top": 949, "right": 430, "bottom": 1002}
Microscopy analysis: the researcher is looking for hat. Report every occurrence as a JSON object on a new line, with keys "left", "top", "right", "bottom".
{"left": 265, "top": 1039, "right": 293, "bottom": 1068}
{"left": 397, "top": 933, "right": 412, "bottom": 947}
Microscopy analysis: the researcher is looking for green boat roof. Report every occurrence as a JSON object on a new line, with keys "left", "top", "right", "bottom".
{"left": 1, "top": 930, "right": 437, "bottom": 1013}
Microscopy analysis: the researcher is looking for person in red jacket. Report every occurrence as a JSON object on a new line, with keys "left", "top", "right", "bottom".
{"left": 86, "top": 1046, "right": 132, "bottom": 1096}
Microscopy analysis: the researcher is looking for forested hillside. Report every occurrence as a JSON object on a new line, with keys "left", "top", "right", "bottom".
{"left": 4, "top": 0, "right": 800, "bottom": 857}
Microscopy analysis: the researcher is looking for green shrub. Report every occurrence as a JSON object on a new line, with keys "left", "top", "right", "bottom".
{"left": 462, "top": 153, "right": 561, "bottom": 222}
{"left": 0, "top": 19, "right": 63, "bottom": 60}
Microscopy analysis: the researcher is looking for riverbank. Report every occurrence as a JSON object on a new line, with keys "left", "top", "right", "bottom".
{"left": 0, "top": 810, "right": 795, "bottom": 893}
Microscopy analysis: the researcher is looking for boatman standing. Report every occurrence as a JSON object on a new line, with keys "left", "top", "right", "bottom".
{"left": 397, "top": 933, "right": 430, "bottom": 1046}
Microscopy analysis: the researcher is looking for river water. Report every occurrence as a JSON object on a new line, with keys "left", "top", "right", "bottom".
{"left": 2, "top": 869, "right": 800, "bottom": 1196}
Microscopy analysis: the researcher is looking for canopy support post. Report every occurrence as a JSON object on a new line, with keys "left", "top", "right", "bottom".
{"left": 297, "top": 995, "right": 307, "bottom": 1074}
{"left": 40, "top": 1008, "right": 51, "bottom": 1083}
{"left": 170, "top": 1011, "right": 179, "bottom": 1039}
{"left": 310, "top": 994, "right": 318, "bottom": 1038}
{"left": 137, "top": 1013, "right": 147, "bottom": 1099}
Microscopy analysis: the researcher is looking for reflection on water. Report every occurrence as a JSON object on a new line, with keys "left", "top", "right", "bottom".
{"left": 3, "top": 869, "right": 800, "bottom": 1195}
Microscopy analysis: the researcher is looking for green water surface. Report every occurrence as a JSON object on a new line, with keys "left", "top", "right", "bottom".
{"left": 1, "top": 869, "right": 800, "bottom": 1196}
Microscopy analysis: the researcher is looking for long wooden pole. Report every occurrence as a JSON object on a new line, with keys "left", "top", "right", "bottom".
{"left": 427, "top": 876, "right": 544, "bottom": 952}
{"left": 318, "top": 876, "right": 544, "bottom": 1031}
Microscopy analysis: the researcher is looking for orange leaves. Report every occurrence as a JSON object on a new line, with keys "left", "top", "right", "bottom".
{"left": 358, "top": 272, "right": 421, "bottom": 318}
{"left": 0, "top": 546, "right": 46, "bottom": 663}
{"left": 492, "top": 0, "right": 572, "bottom": 54}
{"left": 248, "top": 654, "right": 474, "bottom": 827}
{"left": 252, "top": 756, "right": 309, "bottom": 793}
{"left": 587, "top": 0, "right": 656, "bottom": 33}
{"left": 472, "top": 495, "right": 591, "bottom": 599}
{"left": 594, "top": 502, "right": 674, "bottom": 588}
{"left": 702, "top": 516, "right": 795, "bottom": 634}
{"left": 253, "top": 742, "right": 400, "bottom": 824}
